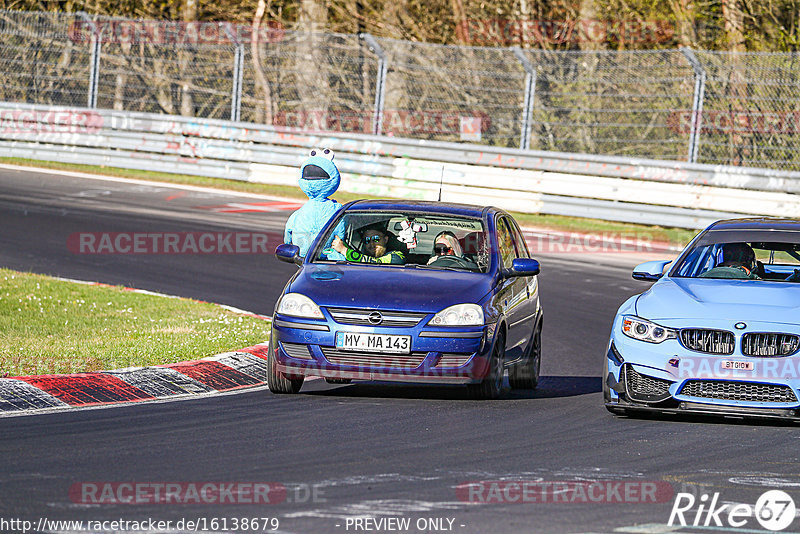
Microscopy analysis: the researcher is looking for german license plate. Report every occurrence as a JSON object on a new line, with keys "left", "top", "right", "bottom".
{"left": 335, "top": 332, "right": 411, "bottom": 354}
{"left": 721, "top": 360, "right": 754, "bottom": 371}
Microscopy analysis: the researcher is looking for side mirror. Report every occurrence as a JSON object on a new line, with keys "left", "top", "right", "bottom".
{"left": 275, "top": 244, "right": 302, "bottom": 265}
{"left": 632, "top": 260, "right": 671, "bottom": 282}
{"left": 505, "top": 258, "right": 540, "bottom": 277}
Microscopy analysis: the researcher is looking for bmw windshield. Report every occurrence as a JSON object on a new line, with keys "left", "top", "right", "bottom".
{"left": 671, "top": 229, "right": 800, "bottom": 282}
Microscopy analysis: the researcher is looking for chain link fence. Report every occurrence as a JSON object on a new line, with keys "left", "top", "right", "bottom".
{"left": 3, "top": 9, "right": 800, "bottom": 170}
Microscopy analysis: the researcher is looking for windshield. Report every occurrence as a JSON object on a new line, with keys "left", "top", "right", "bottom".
{"left": 311, "top": 210, "right": 489, "bottom": 273}
{"left": 671, "top": 230, "right": 800, "bottom": 282}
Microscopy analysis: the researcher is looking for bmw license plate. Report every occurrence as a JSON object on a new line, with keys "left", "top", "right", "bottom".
{"left": 335, "top": 332, "right": 411, "bottom": 354}
{"left": 721, "top": 360, "right": 754, "bottom": 371}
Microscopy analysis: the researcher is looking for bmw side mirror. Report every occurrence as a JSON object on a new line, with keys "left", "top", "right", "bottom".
{"left": 276, "top": 244, "right": 302, "bottom": 265}
{"left": 505, "top": 258, "right": 540, "bottom": 277}
{"left": 632, "top": 260, "right": 671, "bottom": 282}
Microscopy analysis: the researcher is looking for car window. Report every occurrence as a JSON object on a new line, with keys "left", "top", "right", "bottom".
{"left": 496, "top": 217, "right": 516, "bottom": 270}
{"left": 672, "top": 236, "right": 800, "bottom": 282}
{"left": 509, "top": 220, "right": 530, "bottom": 259}
{"left": 310, "top": 210, "right": 489, "bottom": 273}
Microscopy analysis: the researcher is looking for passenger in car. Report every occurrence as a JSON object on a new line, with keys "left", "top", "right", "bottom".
{"left": 331, "top": 222, "right": 406, "bottom": 264}
{"left": 427, "top": 231, "right": 479, "bottom": 270}
{"left": 427, "top": 231, "right": 462, "bottom": 263}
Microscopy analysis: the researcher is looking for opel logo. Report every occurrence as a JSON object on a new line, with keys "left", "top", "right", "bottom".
{"left": 368, "top": 311, "right": 383, "bottom": 325}
{"left": 735, "top": 322, "right": 747, "bottom": 330}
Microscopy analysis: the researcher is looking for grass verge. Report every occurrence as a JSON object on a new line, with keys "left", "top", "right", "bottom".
{"left": 0, "top": 268, "right": 271, "bottom": 376}
{"left": 0, "top": 156, "right": 698, "bottom": 246}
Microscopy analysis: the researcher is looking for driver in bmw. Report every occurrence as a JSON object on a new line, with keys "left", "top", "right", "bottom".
{"left": 700, "top": 242, "right": 761, "bottom": 280}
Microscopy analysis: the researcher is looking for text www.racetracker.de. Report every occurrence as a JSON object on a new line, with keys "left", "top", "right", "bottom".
{"left": 0, "top": 516, "right": 281, "bottom": 533}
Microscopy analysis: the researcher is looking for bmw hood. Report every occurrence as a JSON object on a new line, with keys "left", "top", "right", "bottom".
{"left": 636, "top": 277, "right": 800, "bottom": 323}
{"left": 288, "top": 264, "right": 494, "bottom": 312}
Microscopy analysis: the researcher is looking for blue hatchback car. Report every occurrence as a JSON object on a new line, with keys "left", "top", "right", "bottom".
{"left": 269, "top": 200, "right": 542, "bottom": 399}
{"left": 605, "top": 218, "right": 800, "bottom": 421}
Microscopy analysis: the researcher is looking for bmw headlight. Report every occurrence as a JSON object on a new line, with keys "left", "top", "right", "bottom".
{"left": 430, "top": 304, "right": 484, "bottom": 326}
{"left": 276, "top": 293, "right": 324, "bottom": 319}
{"left": 622, "top": 315, "right": 677, "bottom": 343}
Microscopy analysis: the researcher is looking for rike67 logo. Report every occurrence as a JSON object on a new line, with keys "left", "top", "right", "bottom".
{"left": 669, "top": 490, "right": 796, "bottom": 531}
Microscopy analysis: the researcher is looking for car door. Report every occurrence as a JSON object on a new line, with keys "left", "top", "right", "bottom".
{"left": 495, "top": 216, "right": 529, "bottom": 358}
{"left": 508, "top": 218, "right": 539, "bottom": 361}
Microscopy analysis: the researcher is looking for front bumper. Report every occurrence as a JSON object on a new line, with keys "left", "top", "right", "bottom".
{"left": 271, "top": 315, "right": 495, "bottom": 385}
{"left": 605, "top": 327, "right": 800, "bottom": 421}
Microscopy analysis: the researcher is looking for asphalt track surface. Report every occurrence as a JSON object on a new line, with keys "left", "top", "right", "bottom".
{"left": 2, "top": 166, "right": 800, "bottom": 534}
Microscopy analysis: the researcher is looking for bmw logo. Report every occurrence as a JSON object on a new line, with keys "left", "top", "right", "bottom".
{"left": 735, "top": 322, "right": 747, "bottom": 330}
{"left": 368, "top": 311, "right": 383, "bottom": 325}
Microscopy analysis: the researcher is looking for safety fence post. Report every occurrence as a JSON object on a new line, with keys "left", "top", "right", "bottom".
{"left": 360, "top": 33, "right": 387, "bottom": 136}
{"left": 223, "top": 23, "right": 244, "bottom": 122}
{"left": 77, "top": 12, "right": 101, "bottom": 108}
{"left": 512, "top": 47, "right": 536, "bottom": 151}
{"left": 681, "top": 47, "right": 707, "bottom": 164}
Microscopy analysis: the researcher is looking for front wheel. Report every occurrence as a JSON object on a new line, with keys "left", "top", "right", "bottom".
{"left": 467, "top": 332, "right": 504, "bottom": 400}
{"left": 266, "top": 337, "right": 304, "bottom": 394}
{"left": 509, "top": 321, "right": 541, "bottom": 390}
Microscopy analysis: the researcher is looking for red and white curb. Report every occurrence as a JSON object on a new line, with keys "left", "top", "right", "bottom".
{"left": 0, "top": 278, "right": 278, "bottom": 417}
{"left": 0, "top": 344, "right": 276, "bottom": 416}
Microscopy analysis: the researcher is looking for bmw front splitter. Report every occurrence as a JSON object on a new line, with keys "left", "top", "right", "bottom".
{"left": 605, "top": 400, "right": 800, "bottom": 422}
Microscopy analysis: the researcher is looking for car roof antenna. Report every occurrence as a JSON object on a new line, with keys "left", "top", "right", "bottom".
{"left": 437, "top": 165, "right": 444, "bottom": 202}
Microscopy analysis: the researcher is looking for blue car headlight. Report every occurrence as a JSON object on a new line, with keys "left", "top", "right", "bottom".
{"left": 429, "top": 304, "right": 484, "bottom": 326}
{"left": 621, "top": 315, "right": 677, "bottom": 344}
{"left": 276, "top": 293, "right": 324, "bottom": 319}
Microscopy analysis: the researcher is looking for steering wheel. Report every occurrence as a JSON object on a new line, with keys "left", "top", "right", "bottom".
{"left": 429, "top": 255, "right": 475, "bottom": 269}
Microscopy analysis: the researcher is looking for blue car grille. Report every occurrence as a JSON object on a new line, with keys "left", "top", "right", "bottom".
{"left": 680, "top": 380, "right": 798, "bottom": 403}
{"left": 742, "top": 333, "right": 800, "bottom": 357}
{"left": 321, "top": 347, "right": 427, "bottom": 368}
{"left": 680, "top": 329, "right": 735, "bottom": 355}
{"left": 436, "top": 353, "right": 473, "bottom": 367}
{"left": 326, "top": 307, "right": 427, "bottom": 327}
{"left": 625, "top": 365, "right": 671, "bottom": 402}
{"left": 281, "top": 342, "right": 313, "bottom": 360}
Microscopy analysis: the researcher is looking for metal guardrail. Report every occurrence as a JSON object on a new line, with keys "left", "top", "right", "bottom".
{"left": 2, "top": 101, "right": 799, "bottom": 229}
{"left": 7, "top": 9, "right": 800, "bottom": 171}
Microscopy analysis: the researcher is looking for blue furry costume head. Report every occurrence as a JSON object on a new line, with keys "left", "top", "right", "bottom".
{"left": 283, "top": 148, "right": 345, "bottom": 257}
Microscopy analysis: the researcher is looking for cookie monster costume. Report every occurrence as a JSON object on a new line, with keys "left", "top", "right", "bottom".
{"left": 284, "top": 148, "right": 345, "bottom": 258}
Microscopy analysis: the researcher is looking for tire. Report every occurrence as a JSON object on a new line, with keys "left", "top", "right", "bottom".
{"left": 508, "top": 321, "right": 541, "bottom": 390}
{"left": 467, "top": 332, "right": 505, "bottom": 400}
{"left": 266, "top": 337, "right": 304, "bottom": 394}
{"left": 325, "top": 378, "right": 352, "bottom": 384}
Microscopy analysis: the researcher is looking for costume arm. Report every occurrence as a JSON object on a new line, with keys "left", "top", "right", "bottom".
{"left": 284, "top": 212, "right": 297, "bottom": 244}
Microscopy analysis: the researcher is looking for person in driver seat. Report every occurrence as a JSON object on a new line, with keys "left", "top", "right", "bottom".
{"left": 331, "top": 222, "right": 406, "bottom": 264}
{"left": 699, "top": 242, "right": 760, "bottom": 280}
